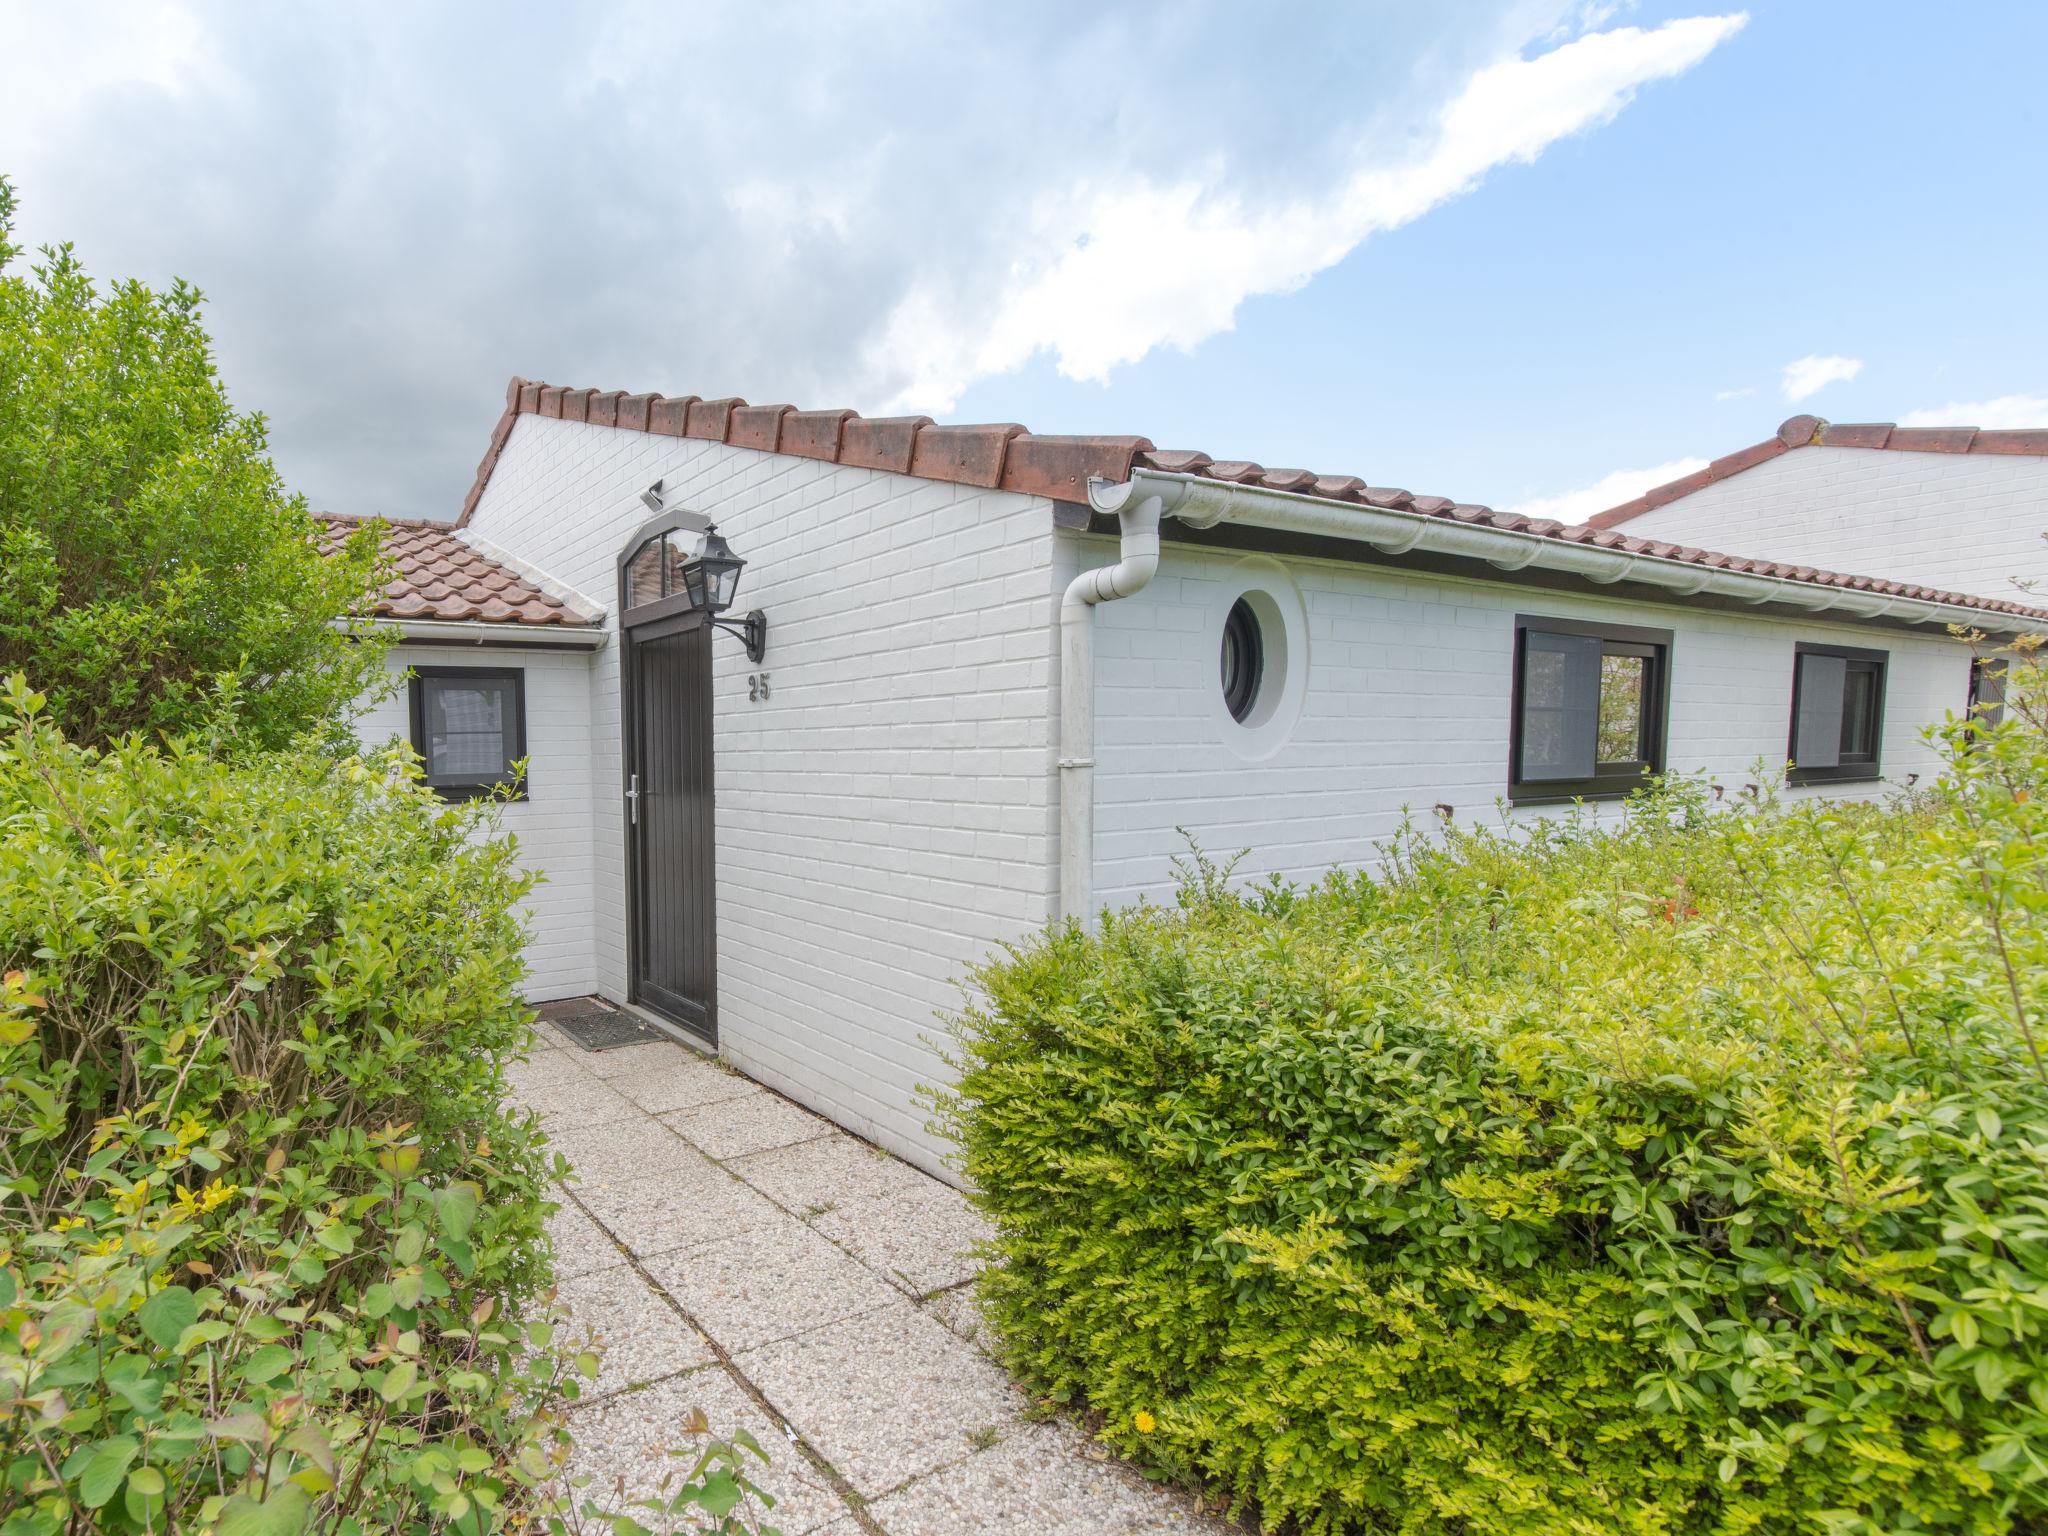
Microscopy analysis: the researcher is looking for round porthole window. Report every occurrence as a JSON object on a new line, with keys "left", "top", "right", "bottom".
{"left": 1220, "top": 597, "right": 1264, "bottom": 722}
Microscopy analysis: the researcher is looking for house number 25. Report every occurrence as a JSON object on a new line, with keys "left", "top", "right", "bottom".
{"left": 747, "top": 673, "right": 771, "bottom": 702}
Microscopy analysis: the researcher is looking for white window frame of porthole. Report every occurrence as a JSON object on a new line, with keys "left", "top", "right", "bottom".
{"left": 1203, "top": 555, "right": 1308, "bottom": 761}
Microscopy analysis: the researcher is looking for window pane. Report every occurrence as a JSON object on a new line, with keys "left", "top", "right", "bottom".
{"left": 1519, "top": 630, "right": 1600, "bottom": 782}
{"left": 1841, "top": 665, "right": 1878, "bottom": 758}
{"left": 1596, "top": 653, "right": 1647, "bottom": 764}
{"left": 427, "top": 680, "right": 512, "bottom": 779}
{"left": 1793, "top": 653, "right": 1846, "bottom": 769}
{"left": 664, "top": 532, "right": 699, "bottom": 598}
{"left": 625, "top": 537, "right": 665, "bottom": 608}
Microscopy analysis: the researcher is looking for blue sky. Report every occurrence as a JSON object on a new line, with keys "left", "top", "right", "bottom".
{"left": 3, "top": 1, "right": 2043, "bottom": 522}
{"left": 954, "top": 0, "right": 2048, "bottom": 517}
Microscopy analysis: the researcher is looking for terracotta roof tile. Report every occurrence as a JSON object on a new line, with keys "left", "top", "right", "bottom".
{"left": 443, "top": 377, "right": 2048, "bottom": 627}
{"left": 318, "top": 514, "right": 590, "bottom": 627}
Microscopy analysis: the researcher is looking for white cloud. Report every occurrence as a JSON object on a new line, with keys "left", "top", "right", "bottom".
{"left": 1900, "top": 393, "right": 2048, "bottom": 429}
{"left": 0, "top": 3, "right": 1749, "bottom": 516}
{"left": 1780, "top": 354, "right": 1862, "bottom": 403}
{"left": 1714, "top": 385, "right": 1754, "bottom": 400}
{"left": 875, "top": 13, "right": 1749, "bottom": 410}
{"left": 1509, "top": 457, "right": 1710, "bottom": 524}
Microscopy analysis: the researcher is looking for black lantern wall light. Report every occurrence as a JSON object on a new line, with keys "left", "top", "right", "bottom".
{"left": 677, "top": 525, "right": 767, "bottom": 662}
{"left": 621, "top": 487, "right": 768, "bottom": 662}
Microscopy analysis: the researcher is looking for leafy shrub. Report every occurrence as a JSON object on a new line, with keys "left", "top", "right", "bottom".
{"left": 0, "top": 677, "right": 569, "bottom": 1533}
{"left": 0, "top": 177, "right": 389, "bottom": 750}
{"left": 942, "top": 655, "right": 2048, "bottom": 1534}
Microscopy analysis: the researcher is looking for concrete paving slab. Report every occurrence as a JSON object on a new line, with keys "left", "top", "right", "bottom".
{"left": 545, "top": 1113, "right": 710, "bottom": 1185}
{"left": 576, "top": 1161, "right": 791, "bottom": 1260}
{"left": 616, "top": 1056, "right": 766, "bottom": 1114}
{"left": 867, "top": 1421, "right": 1235, "bottom": 1535}
{"left": 555, "top": 1368, "right": 848, "bottom": 1534}
{"left": 505, "top": 1051, "right": 581, "bottom": 1104}
{"left": 664, "top": 1090, "right": 836, "bottom": 1161}
{"left": 734, "top": 1302, "right": 1026, "bottom": 1498}
{"left": 810, "top": 1180, "right": 993, "bottom": 1297}
{"left": 577, "top": 1039, "right": 699, "bottom": 1082}
{"left": 556, "top": 1264, "right": 716, "bottom": 1398}
{"left": 545, "top": 1193, "right": 626, "bottom": 1282}
{"left": 513, "top": 1071, "right": 639, "bottom": 1130}
{"left": 728, "top": 1131, "right": 931, "bottom": 1216}
{"left": 642, "top": 1219, "right": 899, "bottom": 1353}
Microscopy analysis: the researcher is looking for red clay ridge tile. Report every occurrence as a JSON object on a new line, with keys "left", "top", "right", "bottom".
{"left": 729, "top": 404, "right": 794, "bottom": 452}
{"left": 559, "top": 388, "right": 593, "bottom": 425}
{"left": 617, "top": 393, "right": 655, "bottom": 432}
{"left": 1777, "top": 414, "right": 1824, "bottom": 447}
{"left": 782, "top": 409, "right": 854, "bottom": 461}
{"left": 537, "top": 385, "right": 566, "bottom": 418}
{"left": 686, "top": 397, "right": 743, "bottom": 440}
{"left": 1000, "top": 435, "right": 1153, "bottom": 502}
{"left": 1818, "top": 421, "right": 1894, "bottom": 449}
{"left": 1204, "top": 460, "right": 1265, "bottom": 484}
{"left": 586, "top": 391, "right": 622, "bottom": 429}
{"left": 1887, "top": 426, "right": 1977, "bottom": 454}
{"left": 1310, "top": 474, "right": 1367, "bottom": 501}
{"left": 648, "top": 395, "right": 696, "bottom": 436}
{"left": 1974, "top": 428, "right": 2048, "bottom": 455}
{"left": 841, "top": 416, "right": 933, "bottom": 474}
{"left": 910, "top": 423, "right": 1025, "bottom": 488}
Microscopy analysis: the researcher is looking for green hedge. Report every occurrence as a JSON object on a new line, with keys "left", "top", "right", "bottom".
{"left": 0, "top": 677, "right": 572, "bottom": 1534}
{"left": 942, "top": 671, "right": 2048, "bottom": 1534}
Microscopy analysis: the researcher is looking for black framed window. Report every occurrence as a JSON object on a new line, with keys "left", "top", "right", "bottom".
{"left": 1787, "top": 643, "right": 1886, "bottom": 785}
{"left": 407, "top": 667, "right": 527, "bottom": 800}
{"left": 1969, "top": 656, "right": 2008, "bottom": 728}
{"left": 1509, "top": 615, "right": 1671, "bottom": 803}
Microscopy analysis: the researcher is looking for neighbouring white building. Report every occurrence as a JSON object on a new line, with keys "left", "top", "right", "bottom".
{"left": 1583, "top": 412, "right": 2048, "bottom": 606}
{"left": 334, "top": 381, "right": 2047, "bottom": 1177}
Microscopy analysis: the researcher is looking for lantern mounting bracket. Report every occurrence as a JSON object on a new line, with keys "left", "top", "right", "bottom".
{"left": 708, "top": 610, "right": 768, "bottom": 664}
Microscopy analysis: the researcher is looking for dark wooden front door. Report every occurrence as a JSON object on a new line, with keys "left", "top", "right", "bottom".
{"left": 625, "top": 611, "right": 716, "bottom": 1040}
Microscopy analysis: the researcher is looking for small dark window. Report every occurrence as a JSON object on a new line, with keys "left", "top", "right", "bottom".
{"left": 1220, "top": 597, "right": 1264, "bottom": 723}
{"left": 1787, "top": 643, "right": 1886, "bottom": 784}
{"left": 1509, "top": 615, "right": 1671, "bottom": 803}
{"left": 408, "top": 667, "right": 527, "bottom": 801}
{"left": 1969, "top": 656, "right": 2008, "bottom": 727}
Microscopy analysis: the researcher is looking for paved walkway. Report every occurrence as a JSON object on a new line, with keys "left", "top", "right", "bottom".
{"left": 510, "top": 1018, "right": 1231, "bottom": 1535}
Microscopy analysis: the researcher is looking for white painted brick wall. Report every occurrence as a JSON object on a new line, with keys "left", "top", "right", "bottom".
{"left": 354, "top": 643, "right": 600, "bottom": 1001}
{"left": 1084, "top": 536, "right": 1974, "bottom": 910}
{"left": 1615, "top": 447, "right": 2048, "bottom": 604}
{"left": 461, "top": 416, "right": 1062, "bottom": 1178}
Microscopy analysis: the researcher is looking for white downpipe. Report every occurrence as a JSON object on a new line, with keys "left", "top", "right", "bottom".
{"left": 1057, "top": 486, "right": 1171, "bottom": 924}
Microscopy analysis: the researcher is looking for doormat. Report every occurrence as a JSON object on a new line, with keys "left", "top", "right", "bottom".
{"left": 549, "top": 1008, "right": 669, "bottom": 1052}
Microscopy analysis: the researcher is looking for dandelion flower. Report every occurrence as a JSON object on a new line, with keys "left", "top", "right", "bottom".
{"left": 1134, "top": 1411, "right": 1156, "bottom": 1434}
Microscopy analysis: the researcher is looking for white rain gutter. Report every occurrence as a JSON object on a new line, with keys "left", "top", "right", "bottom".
{"left": 1054, "top": 467, "right": 2040, "bottom": 922}
{"left": 365, "top": 617, "right": 609, "bottom": 650}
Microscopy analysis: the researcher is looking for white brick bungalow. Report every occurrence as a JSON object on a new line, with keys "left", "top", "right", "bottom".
{"left": 335, "top": 380, "right": 2048, "bottom": 1178}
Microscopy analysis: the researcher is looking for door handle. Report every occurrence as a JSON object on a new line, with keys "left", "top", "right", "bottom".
{"left": 626, "top": 772, "right": 640, "bottom": 826}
